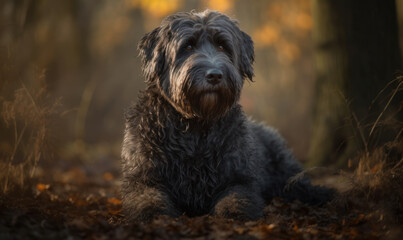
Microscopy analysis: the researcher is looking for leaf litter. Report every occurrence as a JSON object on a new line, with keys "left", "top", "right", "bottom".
{"left": 1, "top": 160, "right": 402, "bottom": 240}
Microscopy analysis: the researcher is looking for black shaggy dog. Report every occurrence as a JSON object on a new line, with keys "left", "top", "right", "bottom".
{"left": 122, "top": 10, "right": 333, "bottom": 223}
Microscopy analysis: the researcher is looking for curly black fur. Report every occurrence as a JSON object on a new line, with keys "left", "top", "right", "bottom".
{"left": 121, "top": 10, "right": 333, "bottom": 223}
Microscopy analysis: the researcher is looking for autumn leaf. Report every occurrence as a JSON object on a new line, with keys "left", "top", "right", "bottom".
{"left": 349, "top": 228, "right": 359, "bottom": 236}
{"left": 107, "top": 197, "right": 122, "bottom": 205}
{"left": 371, "top": 164, "right": 380, "bottom": 174}
{"left": 292, "top": 222, "right": 299, "bottom": 231}
{"left": 108, "top": 208, "right": 122, "bottom": 215}
{"left": 69, "top": 195, "right": 89, "bottom": 207}
{"left": 103, "top": 172, "right": 114, "bottom": 181}
{"left": 351, "top": 214, "right": 365, "bottom": 225}
{"left": 36, "top": 183, "right": 50, "bottom": 191}
{"left": 234, "top": 227, "right": 247, "bottom": 234}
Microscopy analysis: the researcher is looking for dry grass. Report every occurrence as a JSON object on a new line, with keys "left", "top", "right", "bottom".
{"left": 335, "top": 77, "right": 403, "bottom": 224}
{"left": 335, "top": 141, "right": 403, "bottom": 226}
{"left": 0, "top": 74, "right": 60, "bottom": 193}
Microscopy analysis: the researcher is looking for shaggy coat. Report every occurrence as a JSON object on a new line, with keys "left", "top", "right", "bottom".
{"left": 121, "top": 10, "right": 333, "bottom": 223}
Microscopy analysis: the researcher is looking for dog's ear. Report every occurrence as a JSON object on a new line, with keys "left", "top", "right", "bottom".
{"left": 239, "top": 31, "right": 255, "bottom": 81}
{"left": 138, "top": 27, "right": 166, "bottom": 83}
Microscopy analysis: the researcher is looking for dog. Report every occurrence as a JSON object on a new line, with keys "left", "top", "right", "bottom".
{"left": 121, "top": 10, "right": 333, "bottom": 223}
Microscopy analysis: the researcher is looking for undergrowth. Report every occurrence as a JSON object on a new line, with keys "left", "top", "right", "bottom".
{"left": 336, "top": 76, "right": 403, "bottom": 228}
{"left": 0, "top": 71, "right": 60, "bottom": 193}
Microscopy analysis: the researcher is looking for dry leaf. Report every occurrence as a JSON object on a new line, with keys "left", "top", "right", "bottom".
{"left": 36, "top": 183, "right": 50, "bottom": 191}
{"left": 108, "top": 197, "right": 122, "bottom": 205}
{"left": 103, "top": 172, "right": 114, "bottom": 181}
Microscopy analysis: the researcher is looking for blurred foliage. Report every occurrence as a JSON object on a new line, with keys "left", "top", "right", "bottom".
{"left": 253, "top": 1, "right": 312, "bottom": 63}
{"left": 205, "top": 0, "right": 234, "bottom": 12}
{"left": 128, "top": 0, "right": 184, "bottom": 17}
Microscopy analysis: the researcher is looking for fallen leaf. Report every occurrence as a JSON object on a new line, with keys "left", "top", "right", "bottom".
{"left": 103, "top": 172, "right": 114, "bottom": 181}
{"left": 36, "top": 183, "right": 50, "bottom": 191}
{"left": 234, "top": 227, "right": 247, "bottom": 234}
{"left": 69, "top": 196, "right": 89, "bottom": 207}
{"left": 108, "top": 197, "right": 122, "bottom": 205}
{"left": 108, "top": 207, "right": 123, "bottom": 215}
{"left": 349, "top": 228, "right": 359, "bottom": 236}
{"left": 371, "top": 164, "right": 380, "bottom": 174}
{"left": 351, "top": 213, "right": 365, "bottom": 225}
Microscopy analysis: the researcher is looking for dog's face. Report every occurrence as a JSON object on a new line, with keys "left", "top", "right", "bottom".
{"left": 138, "top": 10, "right": 254, "bottom": 120}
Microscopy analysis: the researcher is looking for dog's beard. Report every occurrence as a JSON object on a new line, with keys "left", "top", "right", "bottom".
{"left": 187, "top": 87, "right": 235, "bottom": 121}
{"left": 169, "top": 61, "right": 241, "bottom": 121}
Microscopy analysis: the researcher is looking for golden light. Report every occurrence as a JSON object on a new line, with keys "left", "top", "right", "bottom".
{"left": 253, "top": 24, "right": 280, "bottom": 47}
{"left": 127, "top": 0, "right": 183, "bottom": 18}
{"left": 205, "top": 0, "right": 233, "bottom": 13}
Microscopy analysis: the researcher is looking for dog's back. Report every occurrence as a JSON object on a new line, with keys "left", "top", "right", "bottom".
{"left": 248, "top": 121, "right": 334, "bottom": 204}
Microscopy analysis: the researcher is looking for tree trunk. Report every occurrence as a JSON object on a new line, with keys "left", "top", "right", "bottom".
{"left": 308, "top": 0, "right": 402, "bottom": 167}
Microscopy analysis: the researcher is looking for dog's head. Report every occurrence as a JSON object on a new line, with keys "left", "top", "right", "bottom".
{"left": 138, "top": 10, "right": 254, "bottom": 120}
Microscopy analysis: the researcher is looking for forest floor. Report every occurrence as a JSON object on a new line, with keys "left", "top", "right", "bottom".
{"left": 1, "top": 154, "right": 402, "bottom": 240}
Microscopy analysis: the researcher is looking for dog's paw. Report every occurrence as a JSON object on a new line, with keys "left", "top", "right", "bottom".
{"left": 122, "top": 187, "right": 180, "bottom": 223}
{"left": 213, "top": 193, "right": 263, "bottom": 221}
{"left": 131, "top": 204, "right": 167, "bottom": 223}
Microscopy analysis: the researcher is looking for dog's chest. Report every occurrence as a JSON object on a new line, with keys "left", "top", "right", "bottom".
{"left": 159, "top": 129, "right": 225, "bottom": 215}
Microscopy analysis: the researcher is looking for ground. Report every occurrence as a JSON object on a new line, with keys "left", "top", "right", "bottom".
{"left": 0, "top": 155, "right": 401, "bottom": 240}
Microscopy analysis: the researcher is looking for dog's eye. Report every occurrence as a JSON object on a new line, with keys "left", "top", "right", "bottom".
{"left": 186, "top": 45, "right": 193, "bottom": 51}
{"left": 217, "top": 45, "right": 224, "bottom": 51}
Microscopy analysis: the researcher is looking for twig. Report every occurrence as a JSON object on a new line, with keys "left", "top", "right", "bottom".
{"left": 339, "top": 91, "right": 368, "bottom": 153}
{"left": 21, "top": 81, "right": 40, "bottom": 115}
{"left": 393, "top": 128, "right": 403, "bottom": 143}
{"left": 75, "top": 77, "right": 98, "bottom": 141}
{"left": 10, "top": 120, "right": 27, "bottom": 164}
{"left": 351, "top": 111, "right": 368, "bottom": 153}
{"left": 369, "top": 80, "right": 403, "bottom": 137}
{"left": 370, "top": 76, "right": 401, "bottom": 108}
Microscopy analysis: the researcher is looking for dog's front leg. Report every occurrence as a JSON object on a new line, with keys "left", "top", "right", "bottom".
{"left": 213, "top": 185, "right": 264, "bottom": 220}
{"left": 121, "top": 182, "right": 180, "bottom": 223}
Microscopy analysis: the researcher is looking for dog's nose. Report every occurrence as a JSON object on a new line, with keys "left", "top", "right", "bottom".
{"left": 205, "top": 69, "right": 223, "bottom": 85}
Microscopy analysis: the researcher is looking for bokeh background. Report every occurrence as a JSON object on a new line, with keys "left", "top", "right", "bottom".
{"left": 1, "top": 0, "right": 403, "bottom": 176}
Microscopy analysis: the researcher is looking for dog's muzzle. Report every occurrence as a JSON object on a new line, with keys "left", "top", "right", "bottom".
{"left": 205, "top": 68, "right": 223, "bottom": 86}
